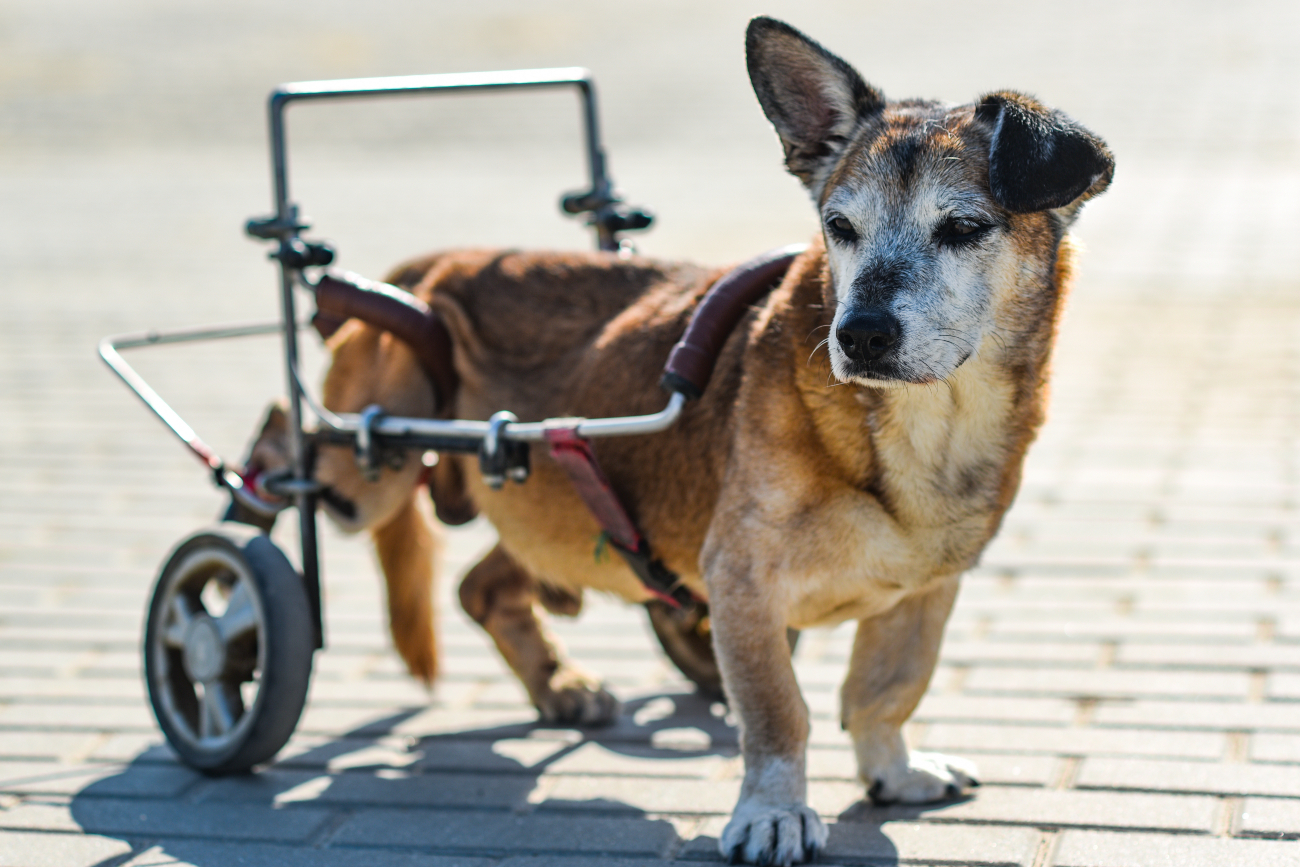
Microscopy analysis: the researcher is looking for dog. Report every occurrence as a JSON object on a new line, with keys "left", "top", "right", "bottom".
{"left": 242, "top": 16, "right": 1112, "bottom": 865}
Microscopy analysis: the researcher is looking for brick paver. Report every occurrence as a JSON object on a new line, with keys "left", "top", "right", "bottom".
{"left": 2, "top": 1, "right": 1298, "bottom": 865}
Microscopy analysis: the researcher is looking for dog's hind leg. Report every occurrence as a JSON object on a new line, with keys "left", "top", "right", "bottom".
{"left": 459, "top": 544, "right": 618, "bottom": 726}
{"left": 370, "top": 488, "right": 440, "bottom": 685}
{"left": 840, "top": 575, "right": 979, "bottom": 804}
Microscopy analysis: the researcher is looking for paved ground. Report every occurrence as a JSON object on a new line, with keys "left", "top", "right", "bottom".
{"left": 2, "top": 1, "right": 1299, "bottom": 865}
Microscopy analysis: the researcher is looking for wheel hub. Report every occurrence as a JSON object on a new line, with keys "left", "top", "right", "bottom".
{"left": 182, "top": 614, "right": 226, "bottom": 683}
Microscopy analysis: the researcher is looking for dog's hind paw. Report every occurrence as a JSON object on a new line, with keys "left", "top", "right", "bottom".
{"left": 534, "top": 667, "right": 619, "bottom": 726}
{"left": 719, "top": 802, "right": 827, "bottom": 866}
{"left": 866, "top": 751, "right": 979, "bottom": 805}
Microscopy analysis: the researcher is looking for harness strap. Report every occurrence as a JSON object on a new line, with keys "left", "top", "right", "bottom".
{"left": 544, "top": 426, "right": 695, "bottom": 609}
{"left": 543, "top": 245, "right": 806, "bottom": 609}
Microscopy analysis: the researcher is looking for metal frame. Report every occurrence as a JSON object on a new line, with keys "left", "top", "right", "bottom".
{"left": 101, "top": 67, "right": 669, "bottom": 653}
{"left": 98, "top": 322, "right": 288, "bottom": 520}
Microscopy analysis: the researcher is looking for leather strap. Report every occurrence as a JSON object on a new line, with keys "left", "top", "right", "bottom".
{"left": 661, "top": 244, "right": 807, "bottom": 399}
{"left": 312, "top": 271, "right": 459, "bottom": 413}
{"left": 545, "top": 426, "right": 694, "bottom": 609}
{"left": 540, "top": 246, "right": 804, "bottom": 608}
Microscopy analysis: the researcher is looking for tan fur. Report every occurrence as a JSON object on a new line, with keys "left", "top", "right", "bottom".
{"left": 296, "top": 226, "right": 1071, "bottom": 848}
{"left": 370, "top": 489, "right": 439, "bottom": 684}
{"left": 239, "top": 19, "right": 1110, "bottom": 865}
{"left": 318, "top": 225, "right": 1071, "bottom": 713}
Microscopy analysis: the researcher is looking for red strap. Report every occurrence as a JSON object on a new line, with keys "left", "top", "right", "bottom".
{"left": 544, "top": 426, "right": 642, "bottom": 551}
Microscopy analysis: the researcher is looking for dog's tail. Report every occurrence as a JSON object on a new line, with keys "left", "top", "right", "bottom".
{"left": 370, "top": 485, "right": 441, "bottom": 685}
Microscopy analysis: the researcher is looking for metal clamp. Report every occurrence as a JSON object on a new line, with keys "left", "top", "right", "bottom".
{"left": 271, "top": 237, "right": 336, "bottom": 270}
{"left": 355, "top": 404, "right": 384, "bottom": 482}
{"left": 479, "top": 411, "right": 530, "bottom": 489}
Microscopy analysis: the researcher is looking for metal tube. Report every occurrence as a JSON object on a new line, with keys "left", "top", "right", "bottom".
{"left": 266, "top": 68, "right": 603, "bottom": 239}
{"left": 299, "top": 490, "right": 323, "bottom": 649}
{"left": 99, "top": 321, "right": 299, "bottom": 460}
{"left": 108, "top": 321, "right": 286, "bottom": 350}
{"left": 99, "top": 335, "right": 221, "bottom": 469}
{"left": 314, "top": 391, "right": 687, "bottom": 444}
{"left": 272, "top": 232, "right": 325, "bottom": 647}
{"left": 100, "top": 323, "right": 299, "bottom": 520}
{"left": 275, "top": 67, "right": 594, "bottom": 100}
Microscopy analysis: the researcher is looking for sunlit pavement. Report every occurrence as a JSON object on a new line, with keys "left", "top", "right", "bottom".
{"left": 2, "top": 2, "right": 1298, "bottom": 864}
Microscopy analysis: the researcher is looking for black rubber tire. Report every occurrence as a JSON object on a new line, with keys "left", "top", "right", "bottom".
{"left": 646, "top": 601, "right": 801, "bottom": 702}
{"left": 143, "top": 523, "right": 314, "bottom": 775}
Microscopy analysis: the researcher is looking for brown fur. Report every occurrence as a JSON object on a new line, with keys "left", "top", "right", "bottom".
{"left": 242, "top": 18, "right": 1111, "bottom": 866}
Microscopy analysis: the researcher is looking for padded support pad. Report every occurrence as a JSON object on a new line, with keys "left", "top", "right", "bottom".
{"left": 313, "top": 271, "right": 458, "bottom": 413}
{"left": 661, "top": 244, "right": 807, "bottom": 399}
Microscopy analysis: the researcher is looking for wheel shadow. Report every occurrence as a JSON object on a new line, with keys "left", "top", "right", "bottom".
{"left": 60, "top": 691, "right": 705, "bottom": 864}
{"left": 63, "top": 690, "right": 939, "bottom": 865}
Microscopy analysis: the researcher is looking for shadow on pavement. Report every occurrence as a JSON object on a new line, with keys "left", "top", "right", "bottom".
{"left": 67, "top": 690, "right": 913, "bottom": 865}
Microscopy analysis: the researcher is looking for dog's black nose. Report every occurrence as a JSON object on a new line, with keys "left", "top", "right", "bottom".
{"left": 836, "top": 311, "right": 900, "bottom": 362}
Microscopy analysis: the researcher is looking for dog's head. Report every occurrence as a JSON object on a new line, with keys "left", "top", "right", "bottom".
{"left": 313, "top": 319, "right": 436, "bottom": 532}
{"left": 239, "top": 322, "right": 434, "bottom": 534}
{"left": 747, "top": 17, "right": 1114, "bottom": 387}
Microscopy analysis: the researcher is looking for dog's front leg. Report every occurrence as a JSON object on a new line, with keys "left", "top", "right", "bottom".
{"left": 709, "top": 560, "right": 827, "bottom": 866}
{"left": 841, "top": 576, "right": 978, "bottom": 804}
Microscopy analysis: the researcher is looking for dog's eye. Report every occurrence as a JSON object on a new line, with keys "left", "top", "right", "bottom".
{"left": 825, "top": 215, "right": 857, "bottom": 243}
{"left": 937, "top": 216, "right": 991, "bottom": 246}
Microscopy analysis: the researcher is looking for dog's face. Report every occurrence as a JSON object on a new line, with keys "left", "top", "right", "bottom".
{"left": 747, "top": 18, "right": 1113, "bottom": 387}
{"left": 817, "top": 118, "right": 1007, "bottom": 386}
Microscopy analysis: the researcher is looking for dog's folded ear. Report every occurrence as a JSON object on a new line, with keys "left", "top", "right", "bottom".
{"left": 976, "top": 92, "right": 1114, "bottom": 213}
{"left": 746, "top": 16, "right": 884, "bottom": 196}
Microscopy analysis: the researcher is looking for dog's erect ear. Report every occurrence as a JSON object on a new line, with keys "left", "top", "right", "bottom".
{"left": 747, "top": 17, "right": 884, "bottom": 196}
{"left": 975, "top": 92, "right": 1114, "bottom": 213}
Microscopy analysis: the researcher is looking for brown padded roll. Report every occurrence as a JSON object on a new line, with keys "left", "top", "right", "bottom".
{"left": 661, "top": 244, "right": 807, "bottom": 399}
{"left": 313, "top": 271, "right": 458, "bottom": 412}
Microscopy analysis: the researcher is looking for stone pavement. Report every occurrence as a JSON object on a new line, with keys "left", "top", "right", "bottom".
{"left": 2, "top": 1, "right": 1299, "bottom": 865}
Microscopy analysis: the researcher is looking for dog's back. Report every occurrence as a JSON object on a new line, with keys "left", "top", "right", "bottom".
{"left": 382, "top": 248, "right": 746, "bottom": 597}
{"left": 410, "top": 249, "right": 715, "bottom": 417}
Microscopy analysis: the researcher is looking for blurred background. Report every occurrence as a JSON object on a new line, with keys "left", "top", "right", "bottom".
{"left": 2, "top": 1, "right": 1300, "bottom": 863}
{"left": 5, "top": 0, "right": 1298, "bottom": 470}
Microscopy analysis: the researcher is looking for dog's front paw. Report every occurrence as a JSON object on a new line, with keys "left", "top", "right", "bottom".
{"left": 866, "top": 750, "right": 979, "bottom": 804}
{"left": 719, "top": 801, "right": 827, "bottom": 866}
{"left": 534, "top": 666, "right": 619, "bottom": 726}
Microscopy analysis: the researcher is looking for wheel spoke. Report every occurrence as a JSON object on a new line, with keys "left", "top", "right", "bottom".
{"left": 216, "top": 581, "right": 258, "bottom": 641}
{"left": 163, "top": 594, "right": 193, "bottom": 649}
{"left": 198, "top": 686, "right": 211, "bottom": 739}
{"left": 202, "top": 681, "right": 236, "bottom": 737}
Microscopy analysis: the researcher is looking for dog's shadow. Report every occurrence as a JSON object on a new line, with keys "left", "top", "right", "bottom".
{"left": 66, "top": 691, "right": 913, "bottom": 865}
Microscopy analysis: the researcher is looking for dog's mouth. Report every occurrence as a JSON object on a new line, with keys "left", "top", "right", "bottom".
{"left": 836, "top": 353, "right": 976, "bottom": 388}
{"left": 830, "top": 341, "right": 910, "bottom": 385}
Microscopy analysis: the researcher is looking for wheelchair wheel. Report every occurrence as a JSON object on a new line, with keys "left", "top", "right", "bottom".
{"left": 143, "top": 523, "right": 314, "bottom": 774}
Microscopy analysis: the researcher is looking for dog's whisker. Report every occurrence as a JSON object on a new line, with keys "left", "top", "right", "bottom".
{"left": 808, "top": 338, "right": 832, "bottom": 366}
{"left": 805, "top": 324, "right": 832, "bottom": 343}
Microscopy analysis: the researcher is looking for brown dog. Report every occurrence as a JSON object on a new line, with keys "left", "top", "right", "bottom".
{"left": 245, "top": 16, "right": 1112, "bottom": 865}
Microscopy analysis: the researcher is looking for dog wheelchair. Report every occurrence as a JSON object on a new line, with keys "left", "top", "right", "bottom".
{"left": 102, "top": 69, "right": 800, "bottom": 774}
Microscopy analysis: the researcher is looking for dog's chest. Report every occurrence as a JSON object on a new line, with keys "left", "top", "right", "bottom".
{"left": 785, "top": 366, "right": 1026, "bottom": 629}
{"left": 857, "top": 366, "right": 1018, "bottom": 574}
{"left": 897, "top": 371, "right": 1015, "bottom": 523}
